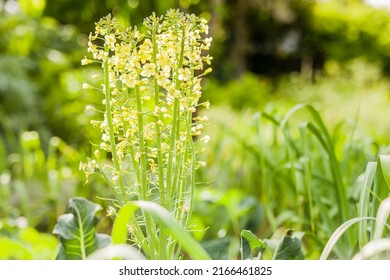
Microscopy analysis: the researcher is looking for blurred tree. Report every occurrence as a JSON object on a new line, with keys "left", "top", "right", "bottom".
{"left": 2, "top": 0, "right": 390, "bottom": 147}
{"left": 310, "top": 0, "right": 390, "bottom": 74}
{"left": 43, "top": 0, "right": 179, "bottom": 33}
{"left": 0, "top": 0, "right": 97, "bottom": 149}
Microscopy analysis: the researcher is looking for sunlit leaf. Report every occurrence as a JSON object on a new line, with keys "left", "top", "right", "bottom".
{"left": 0, "top": 238, "right": 33, "bottom": 260}
{"left": 52, "top": 197, "right": 111, "bottom": 260}
{"left": 240, "top": 230, "right": 266, "bottom": 260}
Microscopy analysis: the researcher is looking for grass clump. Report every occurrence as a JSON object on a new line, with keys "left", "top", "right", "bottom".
{"left": 198, "top": 103, "right": 385, "bottom": 259}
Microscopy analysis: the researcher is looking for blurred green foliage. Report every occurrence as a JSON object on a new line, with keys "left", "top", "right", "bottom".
{"left": 0, "top": 131, "right": 87, "bottom": 230}
{"left": 311, "top": 1, "right": 390, "bottom": 73}
{"left": 1, "top": 0, "right": 390, "bottom": 259}
{"left": 1, "top": 0, "right": 390, "bottom": 146}
{"left": 195, "top": 103, "right": 386, "bottom": 258}
{"left": 0, "top": 218, "right": 58, "bottom": 260}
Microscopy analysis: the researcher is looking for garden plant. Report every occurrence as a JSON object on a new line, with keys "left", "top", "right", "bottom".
{"left": 1, "top": 4, "right": 390, "bottom": 261}
{"left": 66, "top": 9, "right": 212, "bottom": 260}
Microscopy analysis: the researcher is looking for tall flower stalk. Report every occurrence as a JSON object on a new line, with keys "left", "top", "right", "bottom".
{"left": 80, "top": 10, "right": 212, "bottom": 259}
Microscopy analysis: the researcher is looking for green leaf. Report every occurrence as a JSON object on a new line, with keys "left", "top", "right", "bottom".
{"left": 52, "top": 197, "right": 111, "bottom": 260}
{"left": 353, "top": 238, "right": 390, "bottom": 260}
{"left": 379, "top": 155, "right": 390, "bottom": 189}
{"left": 320, "top": 217, "right": 376, "bottom": 260}
{"left": 240, "top": 230, "right": 266, "bottom": 260}
{"left": 111, "top": 200, "right": 211, "bottom": 260}
{"left": 202, "top": 238, "right": 231, "bottom": 260}
{"left": 373, "top": 197, "right": 390, "bottom": 240}
{"left": 0, "top": 225, "right": 58, "bottom": 260}
{"left": 0, "top": 238, "right": 33, "bottom": 260}
{"left": 273, "top": 229, "right": 304, "bottom": 260}
{"left": 358, "top": 162, "right": 377, "bottom": 247}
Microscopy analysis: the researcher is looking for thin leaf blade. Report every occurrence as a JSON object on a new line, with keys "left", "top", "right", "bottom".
{"left": 111, "top": 200, "right": 211, "bottom": 260}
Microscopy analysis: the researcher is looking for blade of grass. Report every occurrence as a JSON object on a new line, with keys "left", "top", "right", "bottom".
{"left": 281, "top": 104, "right": 351, "bottom": 242}
{"left": 352, "top": 238, "right": 390, "bottom": 260}
{"left": 379, "top": 155, "right": 390, "bottom": 187}
{"left": 112, "top": 200, "right": 211, "bottom": 260}
{"left": 369, "top": 156, "right": 390, "bottom": 236}
{"left": 358, "top": 162, "right": 377, "bottom": 247}
{"left": 320, "top": 217, "right": 376, "bottom": 260}
{"left": 373, "top": 197, "right": 390, "bottom": 240}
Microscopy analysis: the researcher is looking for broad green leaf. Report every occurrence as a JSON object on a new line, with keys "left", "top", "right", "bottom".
{"left": 52, "top": 197, "right": 111, "bottom": 260}
{"left": 202, "top": 238, "right": 231, "bottom": 260}
{"left": 240, "top": 230, "right": 266, "bottom": 260}
{"left": 273, "top": 229, "right": 304, "bottom": 260}
{"left": 111, "top": 200, "right": 211, "bottom": 260}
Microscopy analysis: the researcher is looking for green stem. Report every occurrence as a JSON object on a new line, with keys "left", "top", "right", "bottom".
{"left": 135, "top": 87, "right": 148, "bottom": 200}
{"left": 97, "top": 169, "right": 122, "bottom": 204}
{"left": 151, "top": 25, "right": 167, "bottom": 209}
{"left": 166, "top": 25, "right": 186, "bottom": 211}
{"left": 151, "top": 25, "right": 169, "bottom": 259}
{"left": 180, "top": 64, "right": 196, "bottom": 228}
{"left": 135, "top": 84, "right": 157, "bottom": 259}
{"left": 123, "top": 88, "right": 142, "bottom": 194}
{"left": 183, "top": 110, "right": 196, "bottom": 228}
{"left": 172, "top": 113, "right": 182, "bottom": 207}
{"left": 166, "top": 98, "right": 180, "bottom": 210}
{"left": 118, "top": 89, "right": 149, "bottom": 256}
{"left": 103, "top": 45, "right": 126, "bottom": 205}
{"left": 131, "top": 218, "right": 150, "bottom": 257}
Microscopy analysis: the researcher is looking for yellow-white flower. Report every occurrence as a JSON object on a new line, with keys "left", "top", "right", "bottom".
{"left": 81, "top": 57, "right": 93, "bottom": 65}
{"left": 178, "top": 68, "right": 191, "bottom": 81}
{"left": 141, "top": 63, "right": 155, "bottom": 77}
{"left": 80, "top": 12, "right": 213, "bottom": 247}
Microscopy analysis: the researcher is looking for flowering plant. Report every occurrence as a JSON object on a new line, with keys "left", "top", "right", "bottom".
{"left": 80, "top": 9, "right": 212, "bottom": 259}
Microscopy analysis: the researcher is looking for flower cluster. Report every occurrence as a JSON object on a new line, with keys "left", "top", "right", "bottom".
{"left": 80, "top": 10, "right": 212, "bottom": 223}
